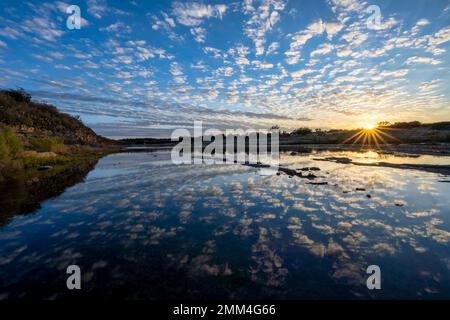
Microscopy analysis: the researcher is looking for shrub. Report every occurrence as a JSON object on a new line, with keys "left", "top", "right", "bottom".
{"left": 430, "top": 122, "right": 450, "bottom": 130}
{"left": 30, "top": 137, "right": 66, "bottom": 153}
{"left": 0, "top": 127, "right": 23, "bottom": 159}
{"left": 446, "top": 133, "right": 450, "bottom": 143}
{"left": 0, "top": 137, "right": 8, "bottom": 160}
{"left": 0, "top": 89, "right": 107, "bottom": 145}
{"left": 390, "top": 121, "right": 422, "bottom": 128}
{"left": 291, "top": 127, "right": 312, "bottom": 136}
{"left": 0, "top": 88, "right": 32, "bottom": 103}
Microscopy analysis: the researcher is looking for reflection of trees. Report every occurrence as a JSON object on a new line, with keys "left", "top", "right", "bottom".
{"left": 0, "top": 157, "right": 101, "bottom": 227}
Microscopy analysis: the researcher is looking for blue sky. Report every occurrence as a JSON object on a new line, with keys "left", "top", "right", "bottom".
{"left": 1, "top": 0, "right": 450, "bottom": 138}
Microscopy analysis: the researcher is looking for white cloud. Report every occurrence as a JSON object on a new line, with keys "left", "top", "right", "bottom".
{"left": 252, "top": 61, "right": 274, "bottom": 70}
{"left": 49, "top": 51, "right": 64, "bottom": 59}
{"left": 375, "top": 17, "right": 399, "bottom": 30}
{"left": 285, "top": 53, "right": 301, "bottom": 65}
{"left": 170, "top": 62, "right": 183, "bottom": 76}
{"left": 0, "top": 26, "right": 24, "bottom": 40}
{"left": 203, "top": 47, "right": 225, "bottom": 59}
{"left": 291, "top": 69, "right": 315, "bottom": 79}
{"left": 100, "top": 22, "right": 132, "bottom": 34}
{"left": 151, "top": 12, "right": 183, "bottom": 42}
{"left": 336, "top": 46, "right": 352, "bottom": 57}
{"left": 342, "top": 30, "right": 368, "bottom": 46}
{"left": 405, "top": 56, "right": 442, "bottom": 65}
{"left": 236, "top": 57, "right": 250, "bottom": 65}
{"left": 267, "top": 42, "right": 280, "bottom": 55}
{"left": 170, "top": 62, "right": 187, "bottom": 84}
{"left": 87, "top": 0, "right": 108, "bottom": 19}
{"left": 172, "top": 2, "right": 227, "bottom": 27}
{"left": 378, "top": 69, "right": 409, "bottom": 78}
{"left": 215, "top": 66, "right": 234, "bottom": 77}
{"left": 328, "top": 0, "right": 365, "bottom": 12}
{"left": 416, "top": 19, "right": 430, "bottom": 27}
{"left": 290, "top": 20, "right": 344, "bottom": 51}
{"left": 23, "top": 17, "right": 64, "bottom": 41}
{"left": 244, "top": 0, "right": 286, "bottom": 55}
{"left": 311, "top": 43, "right": 334, "bottom": 57}
{"left": 427, "top": 26, "right": 450, "bottom": 46}
{"left": 190, "top": 27, "right": 206, "bottom": 43}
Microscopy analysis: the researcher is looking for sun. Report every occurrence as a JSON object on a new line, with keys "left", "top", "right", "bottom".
{"left": 363, "top": 123, "right": 377, "bottom": 130}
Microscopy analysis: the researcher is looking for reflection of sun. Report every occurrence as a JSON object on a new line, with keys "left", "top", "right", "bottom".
{"left": 343, "top": 124, "right": 398, "bottom": 148}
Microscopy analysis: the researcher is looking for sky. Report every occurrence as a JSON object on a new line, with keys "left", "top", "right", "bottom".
{"left": 0, "top": 0, "right": 450, "bottom": 138}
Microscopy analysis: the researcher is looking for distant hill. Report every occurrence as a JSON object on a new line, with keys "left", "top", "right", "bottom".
{"left": 118, "top": 137, "right": 174, "bottom": 145}
{"left": 0, "top": 89, "right": 113, "bottom": 146}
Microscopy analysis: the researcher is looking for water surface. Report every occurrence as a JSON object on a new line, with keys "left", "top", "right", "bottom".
{"left": 0, "top": 150, "right": 449, "bottom": 299}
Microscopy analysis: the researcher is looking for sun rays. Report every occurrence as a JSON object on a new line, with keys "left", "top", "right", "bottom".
{"left": 343, "top": 124, "right": 400, "bottom": 148}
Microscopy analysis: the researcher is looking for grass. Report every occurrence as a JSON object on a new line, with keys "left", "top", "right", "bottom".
{"left": 0, "top": 125, "right": 116, "bottom": 183}
{"left": 0, "top": 126, "right": 24, "bottom": 182}
{"left": 0, "top": 126, "right": 22, "bottom": 159}
{"left": 29, "top": 136, "right": 67, "bottom": 153}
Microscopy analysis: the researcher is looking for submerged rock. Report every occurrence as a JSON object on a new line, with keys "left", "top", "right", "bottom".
{"left": 38, "top": 165, "right": 53, "bottom": 171}
{"left": 244, "top": 163, "right": 317, "bottom": 180}
{"left": 314, "top": 157, "right": 352, "bottom": 164}
{"left": 299, "top": 167, "right": 321, "bottom": 171}
{"left": 307, "top": 182, "right": 328, "bottom": 185}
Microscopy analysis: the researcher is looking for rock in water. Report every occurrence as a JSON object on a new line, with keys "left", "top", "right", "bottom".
{"left": 38, "top": 165, "right": 53, "bottom": 171}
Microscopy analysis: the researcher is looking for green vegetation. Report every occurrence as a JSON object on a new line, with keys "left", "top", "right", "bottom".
{"left": 1, "top": 88, "right": 31, "bottom": 103}
{"left": 0, "top": 126, "right": 23, "bottom": 160}
{"left": 430, "top": 122, "right": 450, "bottom": 131}
{"left": 0, "top": 89, "right": 118, "bottom": 184}
{"left": 30, "top": 136, "right": 66, "bottom": 153}
{"left": 377, "top": 121, "right": 450, "bottom": 130}
{"left": 291, "top": 127, "right": 313, "bottom": 136}
{"left": 385, "top": 121, "right": 422, "bottom": 128}
{"left": 0, "top": 126, "right": 23, "bottom": 182}
{"left": 0, "top": 88, "right": 112, "bottom": 146}
{"left": 118, "top": 137, "right": 174, "bottom": 145}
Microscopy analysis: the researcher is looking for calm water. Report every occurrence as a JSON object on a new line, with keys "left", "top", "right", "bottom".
{"left": 1, "top": 150, "right": 450, "bottom": 299}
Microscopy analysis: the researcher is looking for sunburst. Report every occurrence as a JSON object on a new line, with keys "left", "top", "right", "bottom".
{"left": 343, "top": 124, "right": 400, "bottom": 148}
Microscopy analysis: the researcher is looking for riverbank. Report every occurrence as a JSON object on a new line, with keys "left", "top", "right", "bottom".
{"left": 0, "top": 88, "right": 121, "bottom": 218}
{"left": 0, "top": 146, "right": 118, "bottom": 226}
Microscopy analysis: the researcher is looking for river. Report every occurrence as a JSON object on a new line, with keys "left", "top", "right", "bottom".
{"left": 0, "top": 149, "right": 449, "bottom": 299}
